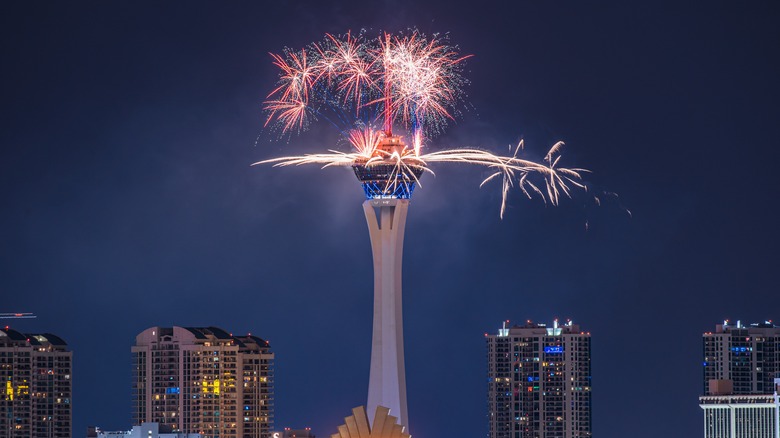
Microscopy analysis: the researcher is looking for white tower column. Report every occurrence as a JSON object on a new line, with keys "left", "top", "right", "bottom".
{"left": 363, "top": 198, "right": 409, "bottom": 430}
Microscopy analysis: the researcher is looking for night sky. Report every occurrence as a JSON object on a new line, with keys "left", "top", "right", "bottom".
{"left": 2, "top": 2, "right": 779, "bottom": 437}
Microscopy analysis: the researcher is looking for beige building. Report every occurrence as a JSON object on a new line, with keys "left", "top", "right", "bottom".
{"left": 132, "top": 327, "right": 273, "bottom": 438}
{"left": 486, "top": 320, "right": 591, "bottom": 438}
{"left": 0, "top": 328, "right": 72, "bottom": 438}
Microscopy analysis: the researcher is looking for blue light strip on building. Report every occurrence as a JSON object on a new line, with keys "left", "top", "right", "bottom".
{"left": 361, "top": 182, "right": 417, "bottom": 199}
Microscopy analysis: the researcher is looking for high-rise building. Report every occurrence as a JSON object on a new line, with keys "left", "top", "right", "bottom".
{"left": 700, "top": 320, "right": 780, "bottom": 438}
{"left": 132, "top": 327, "right": 274, "bottom": 438}
{"left": 702, "top": 321, "right": 780, "bottom": 395}
{"left": 0, "top": 328, "right": 72, "bottom": 438}
{"left": 486, "top": 320, "right": 591, "bottom": 438}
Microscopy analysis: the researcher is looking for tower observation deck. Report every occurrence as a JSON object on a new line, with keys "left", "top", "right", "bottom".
{"left": 352, "top": 135, "right": 425, "bottom": 200}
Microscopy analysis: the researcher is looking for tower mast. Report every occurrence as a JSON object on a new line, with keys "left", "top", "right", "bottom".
{"left": 383, "top": 32, "right": 393, "bottom": 137}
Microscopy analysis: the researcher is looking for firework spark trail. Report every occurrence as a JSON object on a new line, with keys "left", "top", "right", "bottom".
{"left": 258, "top": 30, "right": 589, "bottom": 217}
{"left": 258, "top": 144, "right": 585, "bottom": 212}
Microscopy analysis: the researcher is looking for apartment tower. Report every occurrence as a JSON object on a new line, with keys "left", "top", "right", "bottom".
{"left": 0, "top": 328, "right": 72, "bottom": 438}
{"left": 486, "top": 320, "right": 592, "bottom": 438}
{"left": 702, "top": 320, "right": 780, "bottom": 395}
{"left": 132, "top": 326, "right": 273, "bottom": 438}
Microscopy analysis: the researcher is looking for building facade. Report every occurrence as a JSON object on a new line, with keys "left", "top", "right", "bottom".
{"left": 0, "top": 328, "right": 72, "bottom": 438}
{"left": 699, "top": 380, "right": 780, "bottom": 438}
{"left": 486, "top": 320, "right": 591, "bottom": 438}
{"left": 132, "top": 327, "right": 273, "bottom": 438}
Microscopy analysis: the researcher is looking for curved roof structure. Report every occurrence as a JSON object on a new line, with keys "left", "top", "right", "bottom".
{"left": 135, "top": 326, "right": 271, "bottom": 351}
{"left": 0, "top": 328, "right": 69, "bottom": 348}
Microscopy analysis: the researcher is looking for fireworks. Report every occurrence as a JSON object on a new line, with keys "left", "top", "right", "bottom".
{"left": 257, "top": 29, "right": 588, "bottom": 217}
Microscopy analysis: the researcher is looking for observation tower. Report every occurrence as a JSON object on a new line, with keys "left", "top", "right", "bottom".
{"left": 352, "top": 132, "right": 423, "bottom": 430}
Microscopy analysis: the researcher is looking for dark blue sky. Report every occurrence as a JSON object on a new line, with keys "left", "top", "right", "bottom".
{"left": 2, "top": 2, "right": 779, "bottom": 437}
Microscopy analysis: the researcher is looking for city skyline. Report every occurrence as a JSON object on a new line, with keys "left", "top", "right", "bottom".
{"left": 5, "top": 319, "right": 779, "bottom": 437}
{"left": 2, "top": 2, "right": 779, "bottom": 438}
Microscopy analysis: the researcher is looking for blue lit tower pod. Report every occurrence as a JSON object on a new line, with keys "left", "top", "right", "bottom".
{"left": 352, "top": 135, "right": 424, "bottom": 200}
{"left": 351, "top": 134, "right": 423, "bottom": 431}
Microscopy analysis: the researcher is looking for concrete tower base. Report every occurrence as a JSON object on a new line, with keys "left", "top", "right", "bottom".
{"left": 363, "top": 198, "right": 409, "bottom": 430}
